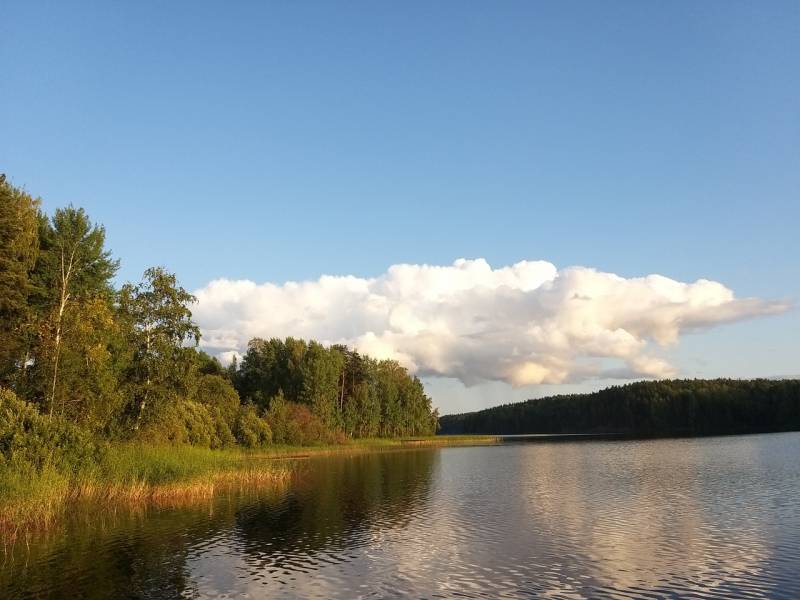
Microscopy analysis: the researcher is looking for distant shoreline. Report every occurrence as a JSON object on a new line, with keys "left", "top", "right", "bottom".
{"left": 439, "top": 378, "right": 800, "bottom": 437}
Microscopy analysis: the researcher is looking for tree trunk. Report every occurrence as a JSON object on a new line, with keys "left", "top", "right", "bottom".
{"left": 339, "top": 370, "right": 345, "bottom": 412}
{"left": 134, "top": 327, "right": 152, "bottom": 430}
{"left": 48, "top": 247, "right": 74, "bottom": 417}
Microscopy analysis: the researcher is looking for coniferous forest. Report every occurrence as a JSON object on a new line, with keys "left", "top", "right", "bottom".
{"left": 0, "top": 174, "right": 437, "bottom": 466}
{"left": 439, "top": 378, "right": 800, "bottom": 436}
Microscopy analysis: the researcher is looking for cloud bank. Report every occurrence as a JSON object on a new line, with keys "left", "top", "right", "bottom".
{"left": 193, "top": 259, "right": 788, "bottom": 386}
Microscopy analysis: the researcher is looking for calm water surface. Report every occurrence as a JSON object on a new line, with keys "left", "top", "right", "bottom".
{"left": 3, "top": 433, "right": 800, "bottom": 599}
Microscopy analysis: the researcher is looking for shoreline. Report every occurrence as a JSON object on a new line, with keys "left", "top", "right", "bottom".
{"left": 0, "top": 435, "right": 499, "bottom": 536}
{"left": 4, "top": 430, "right": 795, "bottom": 539}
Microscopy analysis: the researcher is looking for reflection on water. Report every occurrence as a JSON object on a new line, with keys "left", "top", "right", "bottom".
{"left": 3, "top": 434, "right": 800, "bottom": 599}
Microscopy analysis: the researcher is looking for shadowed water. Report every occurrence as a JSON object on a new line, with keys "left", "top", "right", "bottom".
{"left": 3, "top": 433, "right": 799, "bottom": 598}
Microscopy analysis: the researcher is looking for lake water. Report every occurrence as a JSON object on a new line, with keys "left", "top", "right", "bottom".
{"left": 3, "top": 433, "right": 800, "bottom": 599}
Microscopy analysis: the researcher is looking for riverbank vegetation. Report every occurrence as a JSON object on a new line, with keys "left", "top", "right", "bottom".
{"left": 2, "top": 449, "right": 442, "bottom": 597}
{"left": 439, "top": 378, "right": 800, "bottom": 436}
{"left": 0, "top": 392, "right": 291, "bottom": 531}
{"left": 0, "top": 381, "right": 484, "bottom": 532}
{"left": 0, "top": 174, "right": 439, "bottom": 531}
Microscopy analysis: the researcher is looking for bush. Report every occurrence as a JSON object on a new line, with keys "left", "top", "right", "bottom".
{"left": 0, "top": 388, "right": 104, "bottom": 478}
{"left": 286, "top": 403, "right": 329, "bottom": 445}
{"left": 137, "top": 399, "right": 235, "bottom": 449}
{"left": 192, "top": 374, "right": 240, "bottom": 429}
{"left": 210, "top": 406, "right": 237, "bottom": 448}
{"left": 265, "top": 392, "right": 332, "bottom": 446}
{"left": 181, "top": 401, "right": 218, "bottom": 447}
{"left": 234, "top": 405, "right": 272, "bottom": 448}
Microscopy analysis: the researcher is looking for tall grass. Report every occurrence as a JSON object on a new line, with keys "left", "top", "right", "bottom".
{"left": 0, "top": 444, "right": 290, "bottom": 535}
{"left": 1, "top": 387, "right": 498, "bottom": 535}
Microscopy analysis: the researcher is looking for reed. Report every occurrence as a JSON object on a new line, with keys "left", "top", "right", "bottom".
{"left": 0, "top": 444, "right": 290, "bottom": 535}
{"left": 0, "top": 435, "right": 496, "bottom": 535}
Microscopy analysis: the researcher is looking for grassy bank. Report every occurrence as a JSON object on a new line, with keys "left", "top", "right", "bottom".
{"left": 0, "top": 444, "right": 290, "bottom": 535}
{"left": 0, "top": 435, "right": 498, "bottom": 535}
{"left": 248, "top": 434, "right": 501, "bottom": 457}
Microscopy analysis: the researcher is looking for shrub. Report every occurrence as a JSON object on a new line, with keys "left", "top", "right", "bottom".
{"left": 264, "top": 392, "right": 289, "bottom": 444}
{"left": 265, "top": 392, "right": 331, "bottom": 446}
{"left": 0, "top": 388, "right": 103, "bottom": 478}
{"left": 234, "top": 405, "right": 272, "bottom": 448}
{"left": 137, "top": 399, "right": 235, "bottom": 448}
{"left": 210, "top": 406, "right": 236, "bottom": 449}
{"left": 192, "top": 374, "right": 240, "bottom": 429}
{"left": 286, "top": 403, "right": 328, "bottom": 445}
{"left": 180, "top": 400, "right": 218, "bottom": 447}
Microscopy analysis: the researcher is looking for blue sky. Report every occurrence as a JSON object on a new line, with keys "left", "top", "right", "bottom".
{"left": 3, "top": 1, "right": 798, "bottom": 413}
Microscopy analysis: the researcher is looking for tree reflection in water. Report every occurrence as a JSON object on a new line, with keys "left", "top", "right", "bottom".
{"left": 4, "top": 437, "right": 799, "bottom": 599}
{"left": 2, "top": 449, "right": 438, "bottom": 599}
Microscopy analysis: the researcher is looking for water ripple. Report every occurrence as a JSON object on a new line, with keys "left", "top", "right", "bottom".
{"left": 3, "top": 433, "right": 800, "bottom": 598}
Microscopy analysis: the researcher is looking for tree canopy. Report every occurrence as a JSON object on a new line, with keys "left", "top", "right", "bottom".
{"left": 0, "top": 174, "right": 439, "bottom": 448}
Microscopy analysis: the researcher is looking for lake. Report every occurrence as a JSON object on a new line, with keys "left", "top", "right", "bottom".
{"left": 3, "top": 433, "right": 799, "bottom": 599}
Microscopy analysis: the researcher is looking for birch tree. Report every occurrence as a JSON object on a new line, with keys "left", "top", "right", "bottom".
{"left": 119, "top": 267, "right": 200, "bottom": 430}
{"left": 34, "top": 206, "right": 117, "bottom": 415}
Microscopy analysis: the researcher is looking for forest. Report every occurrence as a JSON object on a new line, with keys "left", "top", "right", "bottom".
{"left": 0, "top": 174, "right": 439, "bottom": 522}
{"left": 439, "top": 378, "right": 800, "bottom": 436}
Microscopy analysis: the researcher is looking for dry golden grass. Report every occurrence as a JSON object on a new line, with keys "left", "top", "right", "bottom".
{"left": 1, "top": 435, "right": 495, "bottom": 536}
{"left": 0, "top": 448, "right": 291, "bottom": 537}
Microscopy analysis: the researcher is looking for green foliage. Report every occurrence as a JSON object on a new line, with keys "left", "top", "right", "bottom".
{"left": 236, "top": 338, "right": 438, "bottom": 439}
{"left": 119, "top": 267, "right": 201, "bottom": 429}
{"left": 0, "top": 175, "right": 40, "bottom": 382}
{"left": 21, "top": 203, "right": 119, "bottom": 420}
{"left": 301, "top": 340, "right": 343, "bottom": 429}
{"left": 137, "top": 399, "right": 236, "bottom": 449}
{"left": 439, "top": 379, "right": 800, "bottom": 436}
{"left": 192, "top": 374, "right": 240, "bottom": 427}
{"left": 0, "top": 174, "right": 439, "bottom": 467}
{"left": 195, "top": 350, "right": 227, "bottom": 378}
{"left": 0, "top": 173, "right": 446, "bottom": 533}
{"left": 33, "top": 205, "right": 119, "bottom": 303}
{"left": 234, "top": 405, "right": 273, "bottom": 448}
{"left": 265, "top": 392, "right": 332, "bottom": 446}
{"left": 48, "top": 296, "right": 127, "bottom": 431}
{"left": 95, "top": 443, "right": 267, "bottom": 486}
{"left": 0, "top": 388, "right": 104, "bottom": 481}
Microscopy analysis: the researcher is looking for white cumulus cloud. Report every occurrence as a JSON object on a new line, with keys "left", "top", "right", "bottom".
{"left": 192, "top": 259, "right": 789, "bottom": 386}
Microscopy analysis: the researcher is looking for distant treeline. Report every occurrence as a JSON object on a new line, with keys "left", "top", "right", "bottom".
{"left": 438, "top": 379, "right": 800, "bottom": 436}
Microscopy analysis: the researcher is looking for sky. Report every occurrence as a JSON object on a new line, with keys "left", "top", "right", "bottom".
{"left": 3, "top": 1, "right": 798, "bottom": 414}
